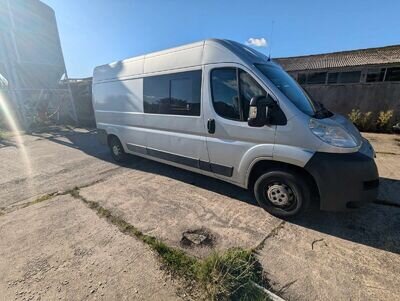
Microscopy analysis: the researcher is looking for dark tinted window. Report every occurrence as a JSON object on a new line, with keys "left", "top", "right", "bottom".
{"left": 307, "top": 72, "right": 327, "bottom": 84}
{"left": 385, "top": 67, "right": 400, "bottom": 81}
{"left": 366, "top": 68, "right": 385, "bottom": 82}
{"left": 143, "top": 75, "right": 169, "bottom": 114}
{"left": 239, "top": 70, "right": 266, "bottom": 120}
{"left": 211, "top": 68, "right": 240, "bottom": 120}
{"left": 327, "top": 72, "right": 339, "bottom": 84}
{"left": 338, "top": 71, "right": 361, "bottom": 83}
{"left": 143, "top": 70, "right": 201, "bottom": 115}
{"left": 297, "top": 73, "right": 306, "bottom": 84}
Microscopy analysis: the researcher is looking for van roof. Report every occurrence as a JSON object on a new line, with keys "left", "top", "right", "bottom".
{"left": 100, "top": 39, "right": 268, "bottom": 66}
{"left": 93, "top": 39, "right": 273, "bottom": 82}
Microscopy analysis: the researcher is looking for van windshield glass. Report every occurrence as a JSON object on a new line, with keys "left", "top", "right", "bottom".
{"left": 255, "top": 63, "right": 317, "bottom": 116}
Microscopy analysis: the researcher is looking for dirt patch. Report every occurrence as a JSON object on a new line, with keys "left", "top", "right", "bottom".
{"left": 180, "top": 228, "right": 215, "bottom": 248}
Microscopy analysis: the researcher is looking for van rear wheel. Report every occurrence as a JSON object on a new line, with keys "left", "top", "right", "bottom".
{"left": 108, "top": 136, "right": 129, "bottom": 163}
{"left": 254, "top": 169, "right": 310, "bottom": 217}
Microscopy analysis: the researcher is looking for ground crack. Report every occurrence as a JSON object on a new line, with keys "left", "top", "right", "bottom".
{"left": 253, "top": 220, "right": 286, "bottom": 252}
{"left": 1, "top": 179, "right": 108, "bottom": 216}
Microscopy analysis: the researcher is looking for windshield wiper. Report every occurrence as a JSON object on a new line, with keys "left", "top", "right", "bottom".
{"left": 313, "top": 102, "right": 333, "bottom": 119}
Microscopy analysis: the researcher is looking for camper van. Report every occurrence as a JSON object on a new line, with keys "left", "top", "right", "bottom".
{"left": 92, "top": 39, "right": 379, "bottom": 217}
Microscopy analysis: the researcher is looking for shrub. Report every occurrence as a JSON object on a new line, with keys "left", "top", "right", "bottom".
{"left": 348, "top": 109, "right": 375, "bottom": 132}
{"left": 360, "top": 111, "right": 374, "bottom": 132}
{"left": 348, "top": 109, "right": 397, "bottom": 133}
{"left": 348, "top": 109, "right": 362, "bottom": 127}
{"left": 376, "top": 110, "right": 394, "bottom": 132}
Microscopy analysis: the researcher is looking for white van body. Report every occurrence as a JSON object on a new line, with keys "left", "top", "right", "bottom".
{"left": 93, "top": 39, "right": 379, "bottom": 217}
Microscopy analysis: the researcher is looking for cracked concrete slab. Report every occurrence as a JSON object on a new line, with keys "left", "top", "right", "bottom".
{"left": 79, "top": 160, "right": 283, "bottom": 258}
{"left": 258, "top": 205, "right": 400, "bottom": 301}
{"left": 79, "top": 166, "right": 400, "bottom": 300}
{"left": 0, "top": 128, "right": 127, "bottom": 208}
{"left": 1, "top": 128, "right": 400, "bottom": 301}
{"left": 0, "top": 194, "right": 185, "bottom": 301}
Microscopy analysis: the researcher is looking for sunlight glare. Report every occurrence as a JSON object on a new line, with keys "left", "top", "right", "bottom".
{"left": 0, "top": 91, "right": 33, "bottom": 178}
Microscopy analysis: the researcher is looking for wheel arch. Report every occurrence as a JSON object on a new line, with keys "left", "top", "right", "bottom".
{"left": 246, "top": 159, "right": 320, "bottom": 202}
{"left": 107, "top": 133, "right": 120, "bottom": 146}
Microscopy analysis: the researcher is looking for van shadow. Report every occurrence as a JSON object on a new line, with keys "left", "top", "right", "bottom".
{"left": 32, "top": 127, "right": 400, "bottom": 255}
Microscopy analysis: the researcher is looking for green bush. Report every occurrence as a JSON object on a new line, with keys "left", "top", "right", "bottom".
{"left": 348, "top": 109, "right": 396, "bottom": 133}
{"left": 348, "top": 109, "right": 363, "bottom": 126}
{"left": 376, "top": 110, "right": 394, "bottom": 132}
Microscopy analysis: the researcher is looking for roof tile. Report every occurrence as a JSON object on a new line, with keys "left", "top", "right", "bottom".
{"left": 275, "top": 45, "right": 400, "bottom": 71}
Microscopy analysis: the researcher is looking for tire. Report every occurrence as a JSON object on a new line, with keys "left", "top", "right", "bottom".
{"left": 254, "top": 169, "right": 310, "bottom": 218}
{"left": 108, "top": 136, "right": 129, "bottom": 163}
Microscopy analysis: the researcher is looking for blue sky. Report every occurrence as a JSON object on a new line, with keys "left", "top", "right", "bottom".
{"left": 42, "top": 0, "right": 400, "bottom": 78}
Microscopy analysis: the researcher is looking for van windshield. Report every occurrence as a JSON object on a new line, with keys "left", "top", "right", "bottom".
{"left": 255, "top": 63, "right": 317, "bottom": 116}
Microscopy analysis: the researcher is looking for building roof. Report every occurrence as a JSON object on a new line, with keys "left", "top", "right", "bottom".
{"left": 274, "top": 45, "right": 400, "bottom": 71}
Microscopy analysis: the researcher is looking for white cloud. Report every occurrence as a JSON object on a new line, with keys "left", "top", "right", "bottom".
{"left": 245, "top": 37, "right": 267, "bottom": 47}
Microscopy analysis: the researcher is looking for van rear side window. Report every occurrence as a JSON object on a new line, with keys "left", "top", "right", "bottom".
{"left": 143, "top": 70, "right": 201, "bottom": 116}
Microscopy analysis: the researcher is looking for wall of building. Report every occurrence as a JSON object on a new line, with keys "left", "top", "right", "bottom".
{"left": 303, "top": 82, "right": 400, "bottom": 119}
{"left": 66, "top": 78, "right": 95, "bottom": 127}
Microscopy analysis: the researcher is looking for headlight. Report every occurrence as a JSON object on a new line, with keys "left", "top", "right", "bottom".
{"left": 309, "top": 119, "right": 358, "bottom": 148}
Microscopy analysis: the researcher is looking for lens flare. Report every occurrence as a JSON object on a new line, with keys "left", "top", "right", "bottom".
{"left": 0, "top": 91, "right": 33, "bottom": 178}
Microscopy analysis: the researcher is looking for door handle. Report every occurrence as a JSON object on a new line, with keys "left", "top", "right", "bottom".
{"left": 207, "top": 118, "right": 215, "bottom": 134}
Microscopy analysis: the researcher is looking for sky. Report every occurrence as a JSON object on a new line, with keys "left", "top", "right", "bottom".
{"left": 42, "top": 0, "right": 400, "bottom": 78}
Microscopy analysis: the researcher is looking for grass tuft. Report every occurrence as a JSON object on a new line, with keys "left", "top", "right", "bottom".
{"left": 197, "top": 248, "right": 267, "bottom": 301}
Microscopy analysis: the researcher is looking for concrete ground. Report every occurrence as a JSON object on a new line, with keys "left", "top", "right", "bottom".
{"left": 0, "top": 127, "right": 399, "bottom": 301}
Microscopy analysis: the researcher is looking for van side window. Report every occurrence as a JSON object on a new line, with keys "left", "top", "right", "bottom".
{"left": 210, "top": 68, "right": 240, "bottom": 120}
{"left": 143, "top": 70, "right": 201, "bottom": 116}
{"left": 211, "top": 68, "right": 267, "bottom": 121}
{"left": 143, "top": 75, "right": 170, "bottom": 114}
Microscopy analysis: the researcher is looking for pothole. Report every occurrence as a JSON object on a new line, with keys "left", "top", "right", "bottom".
{"left": 180, "top": 228, "right": 214, "bottom": 248}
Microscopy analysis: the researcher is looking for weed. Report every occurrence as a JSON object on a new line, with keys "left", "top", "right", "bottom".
{"left": 21, "top": 192, "right": 58, "bottom": 209}
{"left": 197, "top": 249, "right": 267, "bottom": 300}
{"left": 376, "top": 110, "right": 394, "bottom": 132}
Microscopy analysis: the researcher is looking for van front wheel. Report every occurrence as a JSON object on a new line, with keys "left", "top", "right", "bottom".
{"left": 254, "top": 170, "right": 310, "bottom": 217}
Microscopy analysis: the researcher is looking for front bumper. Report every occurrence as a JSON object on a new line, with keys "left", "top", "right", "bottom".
{"left": 304, "top": 151, "right": 379, "bottom": 211}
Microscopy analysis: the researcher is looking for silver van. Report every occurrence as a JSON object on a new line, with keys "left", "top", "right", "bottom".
{"left": 92, "top": 39, "right": 379, "bottom": 217}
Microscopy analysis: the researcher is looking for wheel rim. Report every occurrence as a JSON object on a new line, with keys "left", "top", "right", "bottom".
{"left": 265, "top": 182, "right": 296, "bottom": 209}
{"left": 112, "top": 144, "right": 121, "bottom": 156}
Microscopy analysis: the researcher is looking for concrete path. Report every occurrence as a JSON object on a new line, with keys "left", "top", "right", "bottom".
{"left": 78, "top": 158, "right": 400, "bottom": 301}
{"left": 1, "top": 127, "right": 400, "bottom": 300}
{"left": 363, "top": 132, "right": 400, "bottom": 205}
{"left": 0, "top": 194, "right": 185, "bottom": 301}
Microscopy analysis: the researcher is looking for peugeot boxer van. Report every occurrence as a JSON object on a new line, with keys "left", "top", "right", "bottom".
{"left": 92, "top": 39, "right": 379, "bottom": 217}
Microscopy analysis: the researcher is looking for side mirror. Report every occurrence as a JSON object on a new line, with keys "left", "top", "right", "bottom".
{"left": 248, "top": 95, "right": 275, "bottom": 127}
